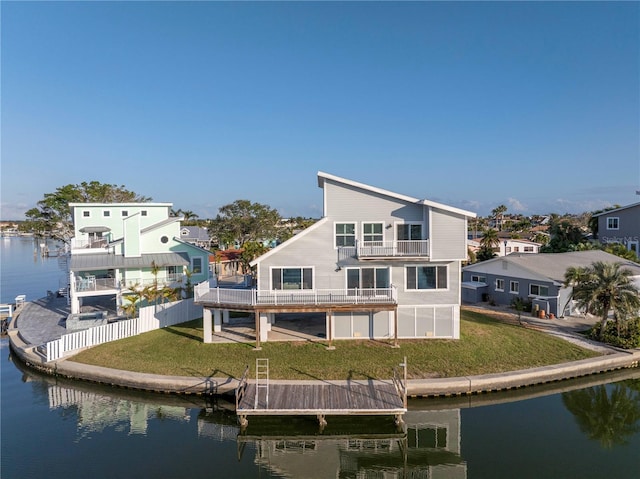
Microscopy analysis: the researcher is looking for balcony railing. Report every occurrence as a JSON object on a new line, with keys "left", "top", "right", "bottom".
{"left": 75, "top": 276, "right": 118, "bottom": 292}
{"left": 356, "top": 240, "right": 429, "bottom": 258}
{"left": 71, "top": 238, "right": 109, "bottom": 250}
{"left": 121, "top": 274, "right": 185, "bottom": 290}
{"left": 74, "top": 274, "right": 185, "bottom": 293}
{"left": 194, "top": 282, "right": 397, "bottom": 307}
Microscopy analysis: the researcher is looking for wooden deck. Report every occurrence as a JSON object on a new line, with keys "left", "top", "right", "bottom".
{"left": 236, "top": 380, "right": 407, "bottom": 429}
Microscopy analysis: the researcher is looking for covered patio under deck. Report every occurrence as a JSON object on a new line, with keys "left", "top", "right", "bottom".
{"left": 194, "top": 282, "right": 399, "bottom": 349}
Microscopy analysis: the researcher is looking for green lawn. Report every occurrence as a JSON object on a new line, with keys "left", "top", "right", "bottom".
{"left": 71, "top": 309, "right": 600, "bottom": 380}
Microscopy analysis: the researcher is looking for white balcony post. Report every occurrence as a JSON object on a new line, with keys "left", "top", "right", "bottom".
{"left": 222, "top": 310, "right": 229, "bottom": 324}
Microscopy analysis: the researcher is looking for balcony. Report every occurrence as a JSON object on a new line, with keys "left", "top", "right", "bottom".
{"left": 74, "top": 274, "right": 185, "bottom": 293}
{"left": 195, "top": 282, "right": 397, "bottom": 308}
{"left": 356, "top": 240, "right": 429, "bottom": 259}
{"left": 74, "top": 276, "right": 118, "bottom": 293}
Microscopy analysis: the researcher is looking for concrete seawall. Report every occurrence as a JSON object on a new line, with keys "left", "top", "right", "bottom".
{"left": 8, "top": 319, "right": 640, "bottom": 398}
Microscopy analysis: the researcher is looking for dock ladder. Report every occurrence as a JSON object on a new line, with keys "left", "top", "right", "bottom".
{"left": 255, "top": 358, "right": 269, "bottom": 409}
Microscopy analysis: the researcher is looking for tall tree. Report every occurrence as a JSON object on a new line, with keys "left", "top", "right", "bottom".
{"left": 209, "top": 199, "right": 281, "bottom": 248}
{"left": 541, "top": 219, "right": 587, "bottom": 252}
{"left": 491, "top": 204, "right": 508, "bottom": 231}
{"left": 566, "top": 261, "right": 640, "bottom": 340}
{"left": 477, "top": 228, "right": 500, "bottom": 261}
{"left": 24, "top": 182, "right": 150, "bottom": 241}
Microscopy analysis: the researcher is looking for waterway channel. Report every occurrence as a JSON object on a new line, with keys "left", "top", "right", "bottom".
{"left": 1, "top": 236, "right": 639, "bottom": 478}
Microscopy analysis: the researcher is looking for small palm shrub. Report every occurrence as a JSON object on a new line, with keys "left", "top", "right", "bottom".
{"left": 587, "top": 318, "right": 640, "bottom": 349}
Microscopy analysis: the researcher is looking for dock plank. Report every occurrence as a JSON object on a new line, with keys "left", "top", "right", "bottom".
{"left": 237, "top": 381, "right": 406, "bottom": 419}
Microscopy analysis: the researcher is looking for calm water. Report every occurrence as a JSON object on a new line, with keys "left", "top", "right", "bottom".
{"left": 1, "top": 236, "right": 639, "bottom": 478}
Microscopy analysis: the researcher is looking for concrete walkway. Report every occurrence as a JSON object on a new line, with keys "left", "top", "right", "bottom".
{"left": 6, "top": 297, "right": 640, "bottom": 398}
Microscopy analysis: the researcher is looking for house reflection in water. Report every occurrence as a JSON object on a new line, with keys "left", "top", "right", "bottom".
{"left": 232, "top": 409, "right": 467, "bottom": 479}
{"left": 47, "top": 384, "right": 191, "bottom": 436}
{"left": 44, "top": 380, "right": 466, "bottom": 478}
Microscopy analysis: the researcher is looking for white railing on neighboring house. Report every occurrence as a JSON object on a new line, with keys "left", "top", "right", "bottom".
{"left": 120, "top": 274, "right": 185, "bottom": 289}
{"left": 44, "top": 298, "right": 203, "bottom": 362}
{"left": 194, "top": 281, "right": 398, "bottom": 307}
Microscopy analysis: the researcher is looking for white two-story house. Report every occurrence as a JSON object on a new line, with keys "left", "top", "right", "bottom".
{"left": 68, "top": 202, "right": 210, "bottom": 315}
{"left": 195, "top": 172, "right": 476, "bottom": 344}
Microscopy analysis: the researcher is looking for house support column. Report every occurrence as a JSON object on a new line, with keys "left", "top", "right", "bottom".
{"left": 222, "top": 310, "right": 230, "bottom": 324}
{"left": 266, "top": 313, "right": 273, "bottom": 331}
{"left": 452, "top": 304, "right": 460, "bottom": 339}
{"left": 213, "top": 309, "right": 222, "bottom": 333}
{"left": 392, "top": 307, "right": 399, "bottom": 348}
{"left": 203, "top": 309, "right": 212, "bottom": 343}
{"left": 254, "top": 310, "right": 261, "bottom": 350}
{"left": 260, "top": 313, "right": 269, "bottom": 342}
{"left": 326, "top": 310, "right": 335, "bottom": 350}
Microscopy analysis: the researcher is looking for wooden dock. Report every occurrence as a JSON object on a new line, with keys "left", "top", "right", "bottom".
{"left": 236, "top": 364, "right": 407, "bottom": 430}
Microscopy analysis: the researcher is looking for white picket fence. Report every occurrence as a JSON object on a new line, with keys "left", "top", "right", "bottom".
{"left": 44, "top": 298, "right": 203, "bottom": 362}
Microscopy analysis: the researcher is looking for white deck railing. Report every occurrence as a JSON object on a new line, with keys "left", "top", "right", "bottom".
{"left": 357, "top": 240, "right": 429, "bottom": 258}
{"left": 44, "top": 298, "right": 202, "bottom": 362}
{"left": 194, "top": 282, "right": 398, "bottom": 307}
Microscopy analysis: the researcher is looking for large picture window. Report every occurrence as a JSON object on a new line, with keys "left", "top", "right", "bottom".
{"left": 335, "top": 223, "right": 356, "bottom": 247}
{"left": 272, "top": 267, "right": 313, "bottom": 290}
{"left": 346, "top": 267, "right": 390, "bottom": 289}
{"left": 406, "top": 265, "right": 447, "bottom": 290}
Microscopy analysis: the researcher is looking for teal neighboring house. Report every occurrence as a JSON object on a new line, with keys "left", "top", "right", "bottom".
{"left": 68, "top": 202, "right": 210, "bottom": 315}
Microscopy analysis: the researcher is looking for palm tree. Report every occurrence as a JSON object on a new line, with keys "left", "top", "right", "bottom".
{"left": 121, "top": 293, "right": 141, "bottom": 319}
{"left": 491, "top": 204, "right": 507, "bottom": 231}
{"left": 568, "top": 261, "right": 640, "bottom": 340}
{"left": 477, "top": 228, "right": 500, "bottom": 261}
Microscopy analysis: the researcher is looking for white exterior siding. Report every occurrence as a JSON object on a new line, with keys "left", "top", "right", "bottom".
{"left": 249, "top": 172, "right": 475, "bottom": 341}
{"left": 324, "top": 180, "right": 423, "bottom": 223}
{"left": 256, "top": 219, "right": 346, "bottom": 290}
{"left": 430, "top": 208, "right": 467, "bottom": 260}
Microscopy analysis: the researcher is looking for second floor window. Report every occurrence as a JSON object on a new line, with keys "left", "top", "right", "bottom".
{"left": 272, "top": 267, "right": 313, "bottom": 290}
{"left": 607, "top": 217, "right": 619, "bottom": 230}
{"left": 335, "top": 223, "right": 356, "bottom": 247}
{"left": 397, "top": 223, "right": 422, "bottom": 241}
{"left": 363, "top": 223, "right": 383, "bottom": 243}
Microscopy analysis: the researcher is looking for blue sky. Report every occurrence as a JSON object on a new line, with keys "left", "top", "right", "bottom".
{"left": 2, "top": 1, "right": 639, "bottom": 220}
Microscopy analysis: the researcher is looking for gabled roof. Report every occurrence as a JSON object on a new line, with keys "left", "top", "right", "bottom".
{"left": 317, "top": 171, "right": 477, "bottom": 218}
{"left": 250, "top": 217, "right": 329, "bottom": 267}
{"left": 592, "top": 202, "right": 640, "bottom": 216}
{"left": 463, "top": 250, "right": 640, "bottom": 284}
{"left": 110, "top": 217, "right": 181, "bottom": 245}
{"left": 173, "top": 237, "right": 213, "bottom": 255}
{"left": 180, "top": 226, "right": 210, "bottom": 241}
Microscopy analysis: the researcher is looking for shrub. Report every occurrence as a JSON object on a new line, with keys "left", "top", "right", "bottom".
{"left": 587, "top": 318, "right": 640, "bottom": 349}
